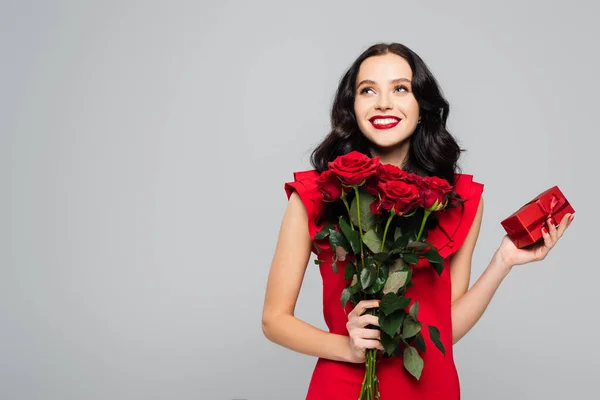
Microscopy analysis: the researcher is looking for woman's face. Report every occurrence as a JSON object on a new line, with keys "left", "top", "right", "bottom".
{"left": 354, "top": 53, "right": 420, "bottom": 150}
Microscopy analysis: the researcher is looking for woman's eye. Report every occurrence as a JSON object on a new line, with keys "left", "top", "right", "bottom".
{"left": 359, "top": 86, "right": 408, "bottom": 95}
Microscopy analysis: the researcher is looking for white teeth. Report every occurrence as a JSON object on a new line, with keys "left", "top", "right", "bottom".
{"left": 371, "top": 118, "right": 399, "bottom": 124}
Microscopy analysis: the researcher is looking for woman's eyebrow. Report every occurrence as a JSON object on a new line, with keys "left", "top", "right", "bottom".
{"left": 356, "top": 78, "right": 412, "bottom": 88}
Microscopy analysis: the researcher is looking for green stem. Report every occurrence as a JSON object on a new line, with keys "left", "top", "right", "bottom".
{"left": 342, "top": 192, "right": 359, "bottom": 275}
{"left": 353, "top": 186, "right": 366, "bottom": 295}
{"left": 416, "top": 209, "right": 431, "bottom": 242}
{"left": 380, "top": 212, "right": 395, "bottom": 252}
{"left": 340, "top": 194, "right": 354, "bottom": 231}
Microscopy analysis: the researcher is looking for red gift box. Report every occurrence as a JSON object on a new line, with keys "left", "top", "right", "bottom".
{"left": 501, "top": 186, "right": 575, "bottom": 249}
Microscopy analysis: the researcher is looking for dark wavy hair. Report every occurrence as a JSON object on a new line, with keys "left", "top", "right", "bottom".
{"left": 310, "top": 42, "right": 466, "bottom": 231}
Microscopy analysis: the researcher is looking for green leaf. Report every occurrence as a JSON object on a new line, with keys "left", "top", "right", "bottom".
{"left": 350, "top": 190, "right": 377, "bottom": 232}
{"left": 338, "top": 216, "right": 361, "bottom": 254}
{"left": 428, "top": 325, "right": 446, "bottom": 355}
{"left": 403, "top": 346, "right": 424, "bottom": 380}
{"left": 409, "top": 301, "right": 419, "bottom": 319}
{"left": 394, "top": 226, "right": 402, "bottom": 241}
{"left": 340, "top": 287, "right": 352, "bottom": 309}
{"left": 407, "top": 241, "right": 429, "bottom": 250}
{"left": 314, "top": 259, "right": 324, "bottom": 265}
{"left": 314, "top": 222, "right": 335, "bottom": 240}
{"left": 405, "top": 267, "right": 413, "bottom": 288}
{"left": 344, "top": 262, "right": 355, "bottom": 280}
{"left": 373, "top": 252, "right": 392, "bottom": 263}
{"left": 350, "top": 290, "right": 362, "bottom": 306}
{"left": 379, "top": 293, "right": 411, "bottom": 316}
{"left": 364, "top": 263, "right": 388, "bottom": 294}
{"left": 424, "top": 250, "right": 443, "bottom": 264}
{"left": 431, "top": 261, "right": 444, "bottom": 276}
{"left": 363, "top": 229, "right": 384, "bottom": 254}
{"left": 379, "top": 331, "right": 398, "bottom": 357}
{"left": 401, "top": 316, "right": 421, "bottom": 339}
{"left": 328, "top": 229, "right": 351, "bottom": 253}
{"left": 414, "top": 332, "right": 427, "bottom": 352}
{"left": 338, "top": 215, "right": 353, "bottom": 237}
{"left": 331, "top": 262, "right": 338, "bottom": 273}
{"left": 360, "top": 264, "right": 377, "bottom": 289}
{"left": 402, "top": 252, "right": 419, "bottom": 264}
{"left": 380, "top": 310, "right": 405, "bottom": 337}
{"left": 382, "top": 270, "right": 409, "bottom": 294}
{"left": 312, "top": 241, "right": 322, "bottom": 254}
{"left": 389, "top": 257, "right": 408, "bottom": 274}
{"left": 391, "top": 232, "right": 409, "bottom": 250}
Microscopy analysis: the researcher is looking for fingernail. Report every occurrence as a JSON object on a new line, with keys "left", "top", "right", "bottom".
{"left": 569, "top": 215, "right": 574, "bottom": 222}
{"left": 542, "top": 227, "right": 547, "bottom": 234}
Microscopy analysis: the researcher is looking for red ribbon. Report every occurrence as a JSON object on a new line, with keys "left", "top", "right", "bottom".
{"left": 534, "top": 193, "right": 566, "bottom": 226}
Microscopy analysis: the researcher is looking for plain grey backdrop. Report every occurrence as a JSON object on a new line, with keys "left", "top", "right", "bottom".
{"left": 1, "top": 0, "right": 598, "bottom": 399}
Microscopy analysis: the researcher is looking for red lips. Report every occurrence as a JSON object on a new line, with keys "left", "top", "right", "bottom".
{"left": 369, "top": 115, "right": 401, "bottom": 122}
{"left": 370, "top": 115, "right": 401, "bottom": 129}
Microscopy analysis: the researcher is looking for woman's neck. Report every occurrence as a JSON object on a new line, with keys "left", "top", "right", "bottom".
{"left": 369, "top": 141, "right": 410, "bottom": 168}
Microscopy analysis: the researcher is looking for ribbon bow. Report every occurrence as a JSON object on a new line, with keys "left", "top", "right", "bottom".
{"left": 531, "top": 193, "right": 566, "bottom": 227}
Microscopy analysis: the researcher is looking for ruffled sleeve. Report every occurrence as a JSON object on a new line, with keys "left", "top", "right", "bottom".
{"left": 428, "top": 173, "right": 485, "bottom": 260}
{"left": 284, "top": 169, "right": 327, "bottom": 243}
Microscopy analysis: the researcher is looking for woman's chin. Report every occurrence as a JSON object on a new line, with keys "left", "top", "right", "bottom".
{"left": 367, "top": 136, "right": 409, "bottom": 150}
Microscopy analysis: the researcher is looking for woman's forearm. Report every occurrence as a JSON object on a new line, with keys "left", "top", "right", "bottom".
{"left": 262, "top": 314, "right": 352, "bottom": 362}
{"left": 451, "top": 253, "right": 512, "bottom": 344}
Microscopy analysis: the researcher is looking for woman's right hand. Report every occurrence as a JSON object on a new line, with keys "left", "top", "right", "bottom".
{"left": 345, "top": 299, "right": 384, "bottom": 364}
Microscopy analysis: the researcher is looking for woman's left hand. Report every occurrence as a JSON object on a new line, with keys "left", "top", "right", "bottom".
{"left": 495, "top": 213, "right": 574, "bottom": 269}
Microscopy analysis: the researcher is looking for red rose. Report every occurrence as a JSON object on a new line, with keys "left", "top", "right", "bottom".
{"left": 402, "top": 172, "right": 424, "bottom": 187}
{"left": 365, "top": 164, "right": 410, "bottom": 197}
{"left": 377, "top": 180, "right": 421, "bottom": 216}
{"left": 418, "top": 176, "right": 453, "bottom": 210}
{"left": 316, "top": 170, "right": 343, "bottom": 201}
{"left": 328, "top": 151, "right": 380, "bottom": 186}
{"left": 377, "top": 163, "right": 407, "bottom": 183}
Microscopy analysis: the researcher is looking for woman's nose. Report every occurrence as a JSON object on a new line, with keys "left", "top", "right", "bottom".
{"left": 375, "top": 94, "right": 392, "bottom": 110}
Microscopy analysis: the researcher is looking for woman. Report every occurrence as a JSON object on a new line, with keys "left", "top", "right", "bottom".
{"left": 261, "top": 42, "right": 573, "bottom": 399}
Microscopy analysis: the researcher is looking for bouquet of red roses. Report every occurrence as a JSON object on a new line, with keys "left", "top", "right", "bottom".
{"left": 313, "top": 151, "right": 453, "bottom": 400}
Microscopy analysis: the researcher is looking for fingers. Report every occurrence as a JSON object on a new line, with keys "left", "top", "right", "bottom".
{"left": 357, "top": 338, "right": 385, "bottom": 352}
{"left": 357, "top": 327, "right": 381, "bottom": 340}
{"left": 347, "top": 313, "right": 379, "bottom": 331}
{"left": 544, "top": 213, "right": 574, "bottom": 245}
{"left": 357, "top": 314, "right": 380, "bottom": 328}
{"left": 348, "top": 299, "right": 380, "bottom": 319}
{"left": 547, "top": 216, "right": 558, "bottom": 243}
{"left": 353, "top": 331, "right": 384, "bottom": 351}
{"left": 541, "top": 224, "right": 553, "bottom": 248}
{"left": 556, "top": 213, "right": 574, "bottom": 237}
{"left": 347, "top": 300, "right": 385, "bottom": 356}
{"left": 541, "top": 213, "right": 574, "bottom": 256}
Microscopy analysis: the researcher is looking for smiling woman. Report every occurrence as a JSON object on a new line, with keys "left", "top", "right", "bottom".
{"left": 354, "top": 58, "right": 421, "bottom": 151}
{"left": 261, "top": 42, "right": 574, "bottom": 400}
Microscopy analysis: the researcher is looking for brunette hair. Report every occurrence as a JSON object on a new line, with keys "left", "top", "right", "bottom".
{"left": 310, "top": 42, "right": 466, "bottom": 229}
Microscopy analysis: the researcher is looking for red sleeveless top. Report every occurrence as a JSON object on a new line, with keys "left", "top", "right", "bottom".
{"left": 284, "top": 169, "right": 484, "bottom": 400}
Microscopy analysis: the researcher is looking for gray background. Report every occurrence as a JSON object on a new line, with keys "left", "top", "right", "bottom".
{"left": 1, "top": 0, "right": 597, "bottom": 399}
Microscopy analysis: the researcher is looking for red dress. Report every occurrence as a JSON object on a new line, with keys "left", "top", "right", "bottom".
{"left": 284, "top": 169, "right": 484, "bottom": 400}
